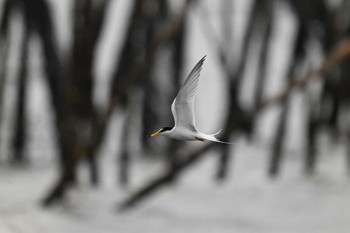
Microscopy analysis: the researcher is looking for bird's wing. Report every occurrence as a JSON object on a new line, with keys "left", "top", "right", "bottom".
{"left": 171, "top": 55, "right": 206, "bottom": 131}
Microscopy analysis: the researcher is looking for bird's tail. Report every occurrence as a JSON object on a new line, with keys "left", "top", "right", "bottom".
{"left": 199, "top": 130, "right": 234, "bottom": 144}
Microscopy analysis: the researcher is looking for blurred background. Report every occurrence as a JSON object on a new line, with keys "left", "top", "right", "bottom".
{"left": 1, "top": 0, "right": 350, "bottom": 232}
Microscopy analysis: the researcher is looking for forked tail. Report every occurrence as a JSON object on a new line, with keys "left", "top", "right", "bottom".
{"left": 198, "top": 130, "right": 234, "bottom": 144}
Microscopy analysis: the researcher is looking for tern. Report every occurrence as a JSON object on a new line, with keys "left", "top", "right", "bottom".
{"left": 150, "top": 56, "right": 231, "bottom": 144}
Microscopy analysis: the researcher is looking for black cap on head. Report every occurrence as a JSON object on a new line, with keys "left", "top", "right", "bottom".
{"left": 160, "top": 127, "right": 173, "bottom": 132}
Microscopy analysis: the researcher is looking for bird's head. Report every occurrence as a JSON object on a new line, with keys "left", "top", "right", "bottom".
{"left": 150, "top": 127, "right": 173, "bottom": 137}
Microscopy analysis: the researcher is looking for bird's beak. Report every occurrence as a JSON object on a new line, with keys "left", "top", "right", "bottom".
{"left": 150, "top": 131, "right": 161, "bottom": 137}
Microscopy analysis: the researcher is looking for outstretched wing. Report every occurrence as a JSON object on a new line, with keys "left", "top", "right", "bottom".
{"left": 171, "top": 56, "right": 206, "bottom": 130}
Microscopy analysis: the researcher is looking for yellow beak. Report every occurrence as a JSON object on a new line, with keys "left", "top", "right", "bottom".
{"left": 150, "top": 131, "right": 161, "bottom": 137}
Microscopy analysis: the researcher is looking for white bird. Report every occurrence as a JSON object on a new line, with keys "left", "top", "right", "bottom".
{"left": 150, "top": 56, "right": 231, "bottom": 144}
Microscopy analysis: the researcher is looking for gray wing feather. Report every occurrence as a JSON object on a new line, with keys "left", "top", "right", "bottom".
{"left": 171, "top": 56, "right": 206, "bottom": 130}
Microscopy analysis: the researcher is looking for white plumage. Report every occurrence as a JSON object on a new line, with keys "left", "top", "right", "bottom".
{"left": 150, "top": 56, "right": 231, "bottom": 144}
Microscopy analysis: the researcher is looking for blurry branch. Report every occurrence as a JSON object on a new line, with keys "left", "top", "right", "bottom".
{"left": 305, "top": 99, "right": 319, "bottom": 175}
{"left": 109, "top": 0, "right": 196, "bottom": 100}
{"left": 166, "top": 1, "right": 187, "bottom": 183}
{"left": 88, "top": 0, "right": 111, "bottom": 44}
{"left": 119, "top": 106, "right": 133, "bottom": 187}
{"left": 269, "top": 24, "right": 307, "bottom": 177}
{"left": 213, "top": 0, "right": 237, "bottom": 180}
{"left": 111, "top": 1, "right": 152, "bottom": 179}
{"left": 141, "top": 0, "right": 170, "bottom": 150}
{"left": 252, "top": 37, "right": 350, "bottom": 115}
{"left": 12, "top": 6, "right": 30, "bottom": 163}
{"left": 171, "top": 13, "right": 186, "bottom": 91}
{"left": 119, "top": 143, "right": 212, "bottom": 211}
{"left": 215, "top": 0, "right": 274, "bottom": 181}
{"left": 0, "top": 0, "right": 14, "bottom": 38}
{"left": 200, "top": 0, "right": 275, "bottom": 180}
{"left": 0, "top": 0, "right": 15, "bottom": 142}
{"left": 0, "top": 44, "right": 8, "bottom": 133}
{"left": 200, "top": 0, "right": 269, "bottom": 180}
{"left": 22, "top": 0, "right": 64, "bottom": 114}
{"left": 19, "top": 0, "right": 66, "bottom": 168}
{"left": 317, "top": 1, "right": 345, "bottom": 134}
{"left": 43, "top": 0, "right": 196, "bottom": 206}
{"left": 115, "top": 0, "right": 172, "bottom": 186}
{"left": 43, "top": 0, "right": 111, "bottom": 205}
{"left": 118, "top": 37, "right": 350, "bottom": 211}
{"left": 8, "top": 0, "right": 62, "bottom": 164}
{"left": 347, "top": 128, "right": 350, "bottom": 176}
{"left": 15, "top": 0, "right": 66, "bottom": 204}
{"left": 90, "top": 0, "right": 198, "bottom": 165}
{"left": 197, "top": 3, "right": 231, "bottom": 74}
{"left": 253, "top": 2, "right": 273, "bottom": 124}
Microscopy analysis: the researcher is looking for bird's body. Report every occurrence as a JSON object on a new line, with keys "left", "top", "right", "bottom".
{"left": 150, "top": 56, "right": 231, "bottom": 144}
{"left": 162, "top": 125, "right": 222, "bottom": 142}
{"left": 164, "top": 127, "right": 196, "bottom": 141}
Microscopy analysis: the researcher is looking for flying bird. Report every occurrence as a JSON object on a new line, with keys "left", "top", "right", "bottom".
{"left": 150, "top": 56, "right": 231, "bottom": 144}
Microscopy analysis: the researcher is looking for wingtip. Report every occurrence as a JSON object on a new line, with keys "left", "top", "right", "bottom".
{"left": 197, "top": 55, "right": 207, "bottom": 66}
